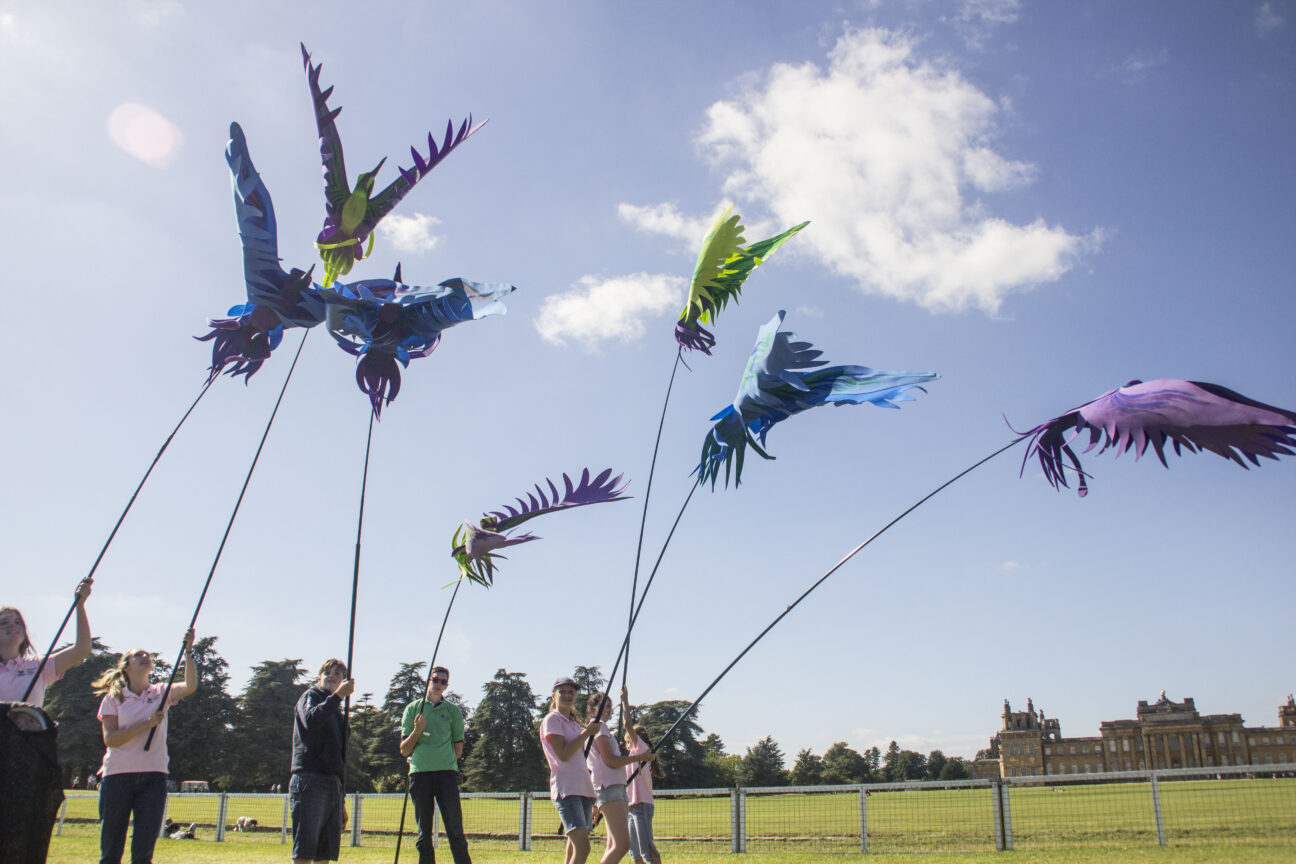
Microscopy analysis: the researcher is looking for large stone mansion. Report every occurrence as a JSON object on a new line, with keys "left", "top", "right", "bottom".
{"left": 969, "top": 692, "right": 1296, "bottom": 779}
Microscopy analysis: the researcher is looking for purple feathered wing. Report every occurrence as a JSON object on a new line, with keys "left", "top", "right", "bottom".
{"left": 1018, "top": 379, "right": 1296, "bottom": 496}
{"left": 450, "top": 469, "right": 630, "bottom": 586}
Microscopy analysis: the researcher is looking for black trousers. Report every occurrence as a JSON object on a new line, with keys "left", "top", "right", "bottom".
{"left": 410, "top": 770, "right": 471, "bottom": 864}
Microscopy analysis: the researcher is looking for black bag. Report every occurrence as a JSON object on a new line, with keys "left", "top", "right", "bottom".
{"left": 0, "top": 702, "right": 64, "bottom": 864}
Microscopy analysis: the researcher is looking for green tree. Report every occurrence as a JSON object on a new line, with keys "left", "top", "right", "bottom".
{"left": 864, "top": 746, "right": 881, "bottom": 777}
{"left": 789, "top": 748, "right": 824, "bottom": 786}
{"left": 925, "top": 749, "right": 948, "bottom": 781}
{"left": 222, "top": 659, "right": 308, "bottom": 791}
{"left": 634, "top": 701, "right": 710, "bottom": 789}
{"left": 821, "top": 742, "right": 869, "bottom": 784}
{"left": 167, "top": 636, "right": 239, "bottom": 789}
{"left": 701, "top": 733, "right": 726, "bottom": 755}
{"left": 344, "top": 693, "right": 386, "bottom": 792}
{"left": 44, "top": 638, "right": 116, "bottom": 785}
{"left": 462, "top": 669, "right": 546, "bottom": 792}
{"left": 882, "top": 740, "right": 902, "bottom": 781}
{"left": 939, "top": 757, "right": 970, "bottom": 780}
{"left": 740, "top": 736, "right": 787, "bottom": 787}
{"left": 383, "top": 662, "right": 427, "bottom": 727}
{"left": 896, "top": 749, "right": 927, "bottom": 780}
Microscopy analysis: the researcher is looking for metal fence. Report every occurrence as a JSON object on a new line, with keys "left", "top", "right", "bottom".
{"left": 55, "top": 764, "right": 1296, "bottom": 854}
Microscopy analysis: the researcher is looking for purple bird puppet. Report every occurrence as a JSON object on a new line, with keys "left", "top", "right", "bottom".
{"left": 1018, "top": 379, "right": 1296, "bottom": 497}
{"left": 451, "top": 468, "right": 630, "bottom": 586}
{"left": 321, "top": 268, "right": 514, "bottom": 418}
{"left": 302, "top": 44, "right": 485, "bottom": 287}
{"left": 198, "top": 123, "right": 326, "bottom": 382}
{"left": 698, "top": 311, "right": 938, "bottom": 489}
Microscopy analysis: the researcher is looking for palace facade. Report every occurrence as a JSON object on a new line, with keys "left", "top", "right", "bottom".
{"left": 968, "top": 692, "right": 1296, "bottom": 779}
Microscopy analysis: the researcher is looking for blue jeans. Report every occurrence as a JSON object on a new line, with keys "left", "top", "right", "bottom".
{"left": 98, "top": 771, "right": 167, "bottom": 864}
{"left": 410, "top": 770, "right": 472, "bottom": 864}
{"left": 628, "top": 802, "right": 657, "bottom": 863}
{"left": 290, "top": 771, "right": 344, "bottom": 861}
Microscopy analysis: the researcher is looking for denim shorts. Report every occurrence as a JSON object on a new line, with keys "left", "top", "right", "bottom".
{"left": 595, "top": 783, "right": 629, "bottom": 807}
{"left": 289, "top": 771, "right": 343, "bottom": 861}
{"left": 628, "top": 802, "right": 657, "bottom": 861}
{"left": 553, "top": 795, "right": 594, "bottom": 834}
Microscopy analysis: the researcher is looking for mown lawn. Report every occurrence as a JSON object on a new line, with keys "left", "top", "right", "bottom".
{"left": 51, "top": 776, "right": 1296, "bottom": 860}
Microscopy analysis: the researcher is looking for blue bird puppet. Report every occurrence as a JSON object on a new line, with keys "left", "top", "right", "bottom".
{"left": 697, "top": 311, "right": 938, "bottom": 488}
{"left": 198, "top": 122, "right": 326, "bottom": 382}
{"left": 321, "top": 268, "right": 514, "bottom": 418}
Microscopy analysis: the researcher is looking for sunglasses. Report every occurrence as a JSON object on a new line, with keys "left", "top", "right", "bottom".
{"left": 431, "top": 676, "right": 448, "bottom": 685}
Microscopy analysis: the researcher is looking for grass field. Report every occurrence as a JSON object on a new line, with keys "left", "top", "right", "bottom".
{"left": 50, "top": 775, "right": 1296, "bottom": 861}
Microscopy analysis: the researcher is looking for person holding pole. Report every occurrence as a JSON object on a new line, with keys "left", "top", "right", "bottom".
{"left": 290, "top": 658, "right": 354, "bottom": 864}
{"left": 584, "top": 686, "right": 656, "bottom": 864}
{"left": 541, "top": 676, "right": 601, "bottom": 864}
{"left": 0, "top": 577, "right": 94, "bottom": 705}
{"left": 399, "top": 664, "right": 471, "bottom": 864}
{"left": 624, "top": 723, "right": 663, "bottom": 864}
{"left": 94, "top": 627, "right": 198, "bottom": 864}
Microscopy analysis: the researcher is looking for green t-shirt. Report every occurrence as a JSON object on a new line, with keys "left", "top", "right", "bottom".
{"left": 401, "top": 697, "right": 465, "bottom": 774}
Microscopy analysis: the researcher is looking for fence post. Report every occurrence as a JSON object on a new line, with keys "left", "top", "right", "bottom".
{"left": 729, "top": 788, "right": 746, "bottom": 853}
{"left": 1001, "top": 780, "right": 1013, "bottom": 851}
{"left": 991, "top": 781, "right": 1004, "bottom": 851}
{"left": 56, "top": 799, "right": 68, "bottom": 837}
{"left": 215, "top": 793, "right": 228, "bottom": 842}
{"left": 858, "top": 788, "right": 868, "bottom": 853}
{"left": 432, "top": 798, "right": 441, "bottom": 849}
{"left": 281, "top": 794, "right": 289, "bottom": 844}
{"left": 1150, "top": 775, "right": 1165, "bottom": 846}
{"left": 350, "top": 792, "right": 362, "bottom": 847}
{"left": 519, "top": 791, "right": 530, "bottom": 851}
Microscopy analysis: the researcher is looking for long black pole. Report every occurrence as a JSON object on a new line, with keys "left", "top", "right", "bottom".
{"left": 623, "top": 352, "right": 683, "bottom": 697}
{"left": 145, "top": 332, "right": 309, "bottom": 749}
{"left": 22, "top": 376, "right": 217, "bottom": 702}
{"left": 345, "top": 411, "right": 376, "bottom": 721}
{"left": 627, "top": 436, "right": 1029, "bottom": 780}
{"left": 393, "top": 575, "right": 466, "bottom": 864}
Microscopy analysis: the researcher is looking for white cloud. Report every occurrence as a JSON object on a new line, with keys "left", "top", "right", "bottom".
{"left": 1000, "top": 560, "right": 1020, "bottom": 572}
{"left": 617, "top": 200, "right": 732, "bottom": 244}
{"left": 1255, "top": 2, "right": 1285, "bottom": 34}
{"left": 1108, "top": 48, "right": 1170, "bottom": 83}
{"left": 107, "top": 102, "right": 183, "bottom": 168}
{"left": 691, "top": 27, "right": 1090, "bottom": 315}
{"left": 946, "top": 0, "right": 1021, "bottom": 50}
{"left": 377, "top": 212, "right": 443, "bottom": 253}
{"left": 0, "top": 13, "right": 15, "bottom": 34}
{"left": 534, "top": 272, "right": 685, "bottom": 351}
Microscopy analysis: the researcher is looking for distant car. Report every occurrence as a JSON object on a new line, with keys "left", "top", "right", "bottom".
{"left": 180, "top": 780, "right": 210, "bottom": 793}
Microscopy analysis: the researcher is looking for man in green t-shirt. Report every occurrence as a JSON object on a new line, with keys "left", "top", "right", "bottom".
{"left": 400, "top": 665, "right": 470, "bottom": 864}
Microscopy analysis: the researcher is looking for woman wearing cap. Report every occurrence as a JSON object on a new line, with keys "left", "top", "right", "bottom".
{"left": 584, "top": 685, "right": 657, "bottom": 864}
{"left": 541, "top": 676, "right": 602, "bottom": 864}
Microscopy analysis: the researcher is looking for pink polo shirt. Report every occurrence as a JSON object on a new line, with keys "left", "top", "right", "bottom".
{"left": 585, "top": 722, "right": 625, "bottom": 791}
{"left": 540, "top": 711, "right": 595, "bottom": 801}
{"left": 98, "top": 683, "right": 177, "bottom": 776}
{"left": 0, "top": 655, "right": 58, "bottom": 707}
{"left": 627, "top": 737, "right": 653, "bottom": 805}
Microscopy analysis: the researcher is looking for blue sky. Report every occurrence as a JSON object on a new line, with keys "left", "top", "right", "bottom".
{"left": 2, "top": 0, "right": 1294, "bottom": 763}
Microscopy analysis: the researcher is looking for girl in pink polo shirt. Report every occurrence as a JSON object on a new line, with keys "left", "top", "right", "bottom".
{"left": 624, "top": 725, "right": 663, "bottom": 864}
{"left": 541, "top": 676, "right": 600, "bottom": 864}
{"left": 94, "top": 628, "right": 198, "bottom": 864}
{"left": 0, "top": 577, "right": 94, "bottom": 706}
{"left": 585, "top": 686, "right": 657, "bottom": 864}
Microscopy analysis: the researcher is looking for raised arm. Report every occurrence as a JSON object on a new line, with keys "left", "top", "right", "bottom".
{"left": 168, "top": 629, "right": 199, "bottom": 701}
{"left": 52, "top": 578, "right": 93, "bottom": 676}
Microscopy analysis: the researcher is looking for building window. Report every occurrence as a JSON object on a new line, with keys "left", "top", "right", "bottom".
{"left": 1262, "top": 737, "right": 1270, "bottom": 746}
{"left": 1221, "top": 755, "right": 1229, "bottom": 766}
{"left": 1170, "top": 736, "right": 1179, "bottom": 749}
{"left": 1218, "top": 732, "right": 1225, "bottom": 744}
{"left": 1249, "top": 737, "right": 1256, "bottom": 747}
{"left": 1071, "top": 763, "right": 1078, "bottom": 774}
{"left": 1028, "top": 743, "right": 1035, "bottom": 756}
{"left": 1045, "top": 746, "right": 1052, "bottom": 756}
{"left": 1276, "top": 736, "right": 1284, "bottom": 745}
{"left": 1109, "top": 741, "right": 1116, "bottom": 752}
{"left": 1070, "top": 746, "right": 1076, "bottom": 755}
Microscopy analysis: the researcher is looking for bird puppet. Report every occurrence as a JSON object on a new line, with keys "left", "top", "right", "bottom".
{"left": 697, "top": 311, "right": 938, "bottom": 488}
{"left": 1017, "top": 378, "right": 1296, "bottom": 497}
{"left": 302, "top": 44, "right": 485, "bottom": 287}
{"left": 675, "top": 206, "right": 808, "bottom": 355}
{"left": 451, "top": 468, "right": 631, "bottom": 586}
{"left": 321, "top": 267, "right": 514, "bottom": 418}
{"left": 198, "top": 122, "right": 326, "bottom": 382}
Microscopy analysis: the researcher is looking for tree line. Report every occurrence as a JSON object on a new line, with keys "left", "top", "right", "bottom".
{"left": 44, "top": 638, "right": 967, "bottom": 791}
